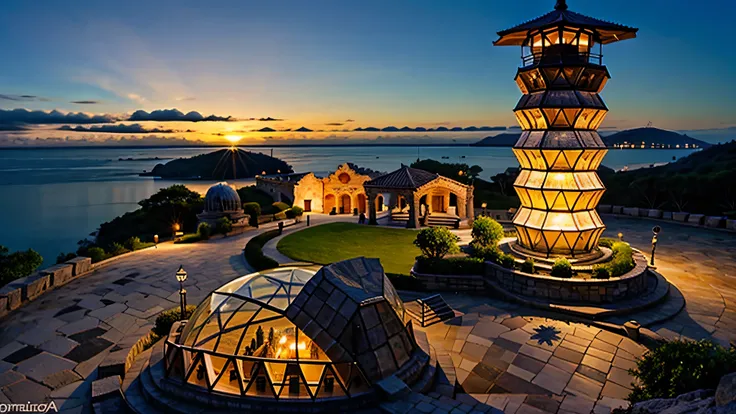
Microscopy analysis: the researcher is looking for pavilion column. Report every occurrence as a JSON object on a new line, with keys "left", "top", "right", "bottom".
{"left": 407, "top": 192, "right": 420, "bottom": 229}
{"left": 467, "top": 187, "right": 475, "bottom": 219}
{"left": 458, "top": 194, "right": 467, "bottom": 219}
{"left": 367, "top": 191, "right": 378, "bottom": 225}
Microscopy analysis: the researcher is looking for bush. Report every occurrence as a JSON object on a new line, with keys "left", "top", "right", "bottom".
{"left": 124, "top": 236, "right": 145, "bottom": 251}
{"left": 499, "top": 253, "right": 516, "bottom": 269}
{"left": 520, "top": 258, "right": 535, "bottom": 274}
{"left": 86, "top": 247, "right": 108, "bottom": 263}
{"left": 153, "top": 305, "right": 197, "bottom": 337}
{"left": 244, "top": 230, "right": 280, "bottom": 271}
{"left": 274, "top": 211, "right": 287, "bottom": 220}
{"left": 386, "top": 273, "right": 423, "bottom": 291}
{"left": 56, "top": 252, "right": 77, "bottom": 264}
{"left": 0, "top": 246, "right": 44, "bottom": 286}
{"left": 469, "top": 242, "right": 501, "bottom": 262}
{"left": 109, "top": 242, "right": 129, "bottom": 256}
{"left": 413, "top": 227, "right": 460, "bottom": 259}
{"left": 598, "top": 238, "right": 616, "bottom": 249}
{"left": 609, "top": 242, "right": 635, "bottom": 276}
{"left": 243, "top": 202, "right": 261, "bottom": 227}
{"left": 592, "top": 264, "right": 611, "bottom": 279}
{"left": 236, "top": 187, "right": 273, "bottom": 209}
{"left": 551, "top": 258, "right": 573, "bottom": 278}
{"left": 629, "top": 340, "right": 736, "bottom": 403}
{"left": 471, "top": 216, "right": 504, "bottom": 247}
{"left": 286, "top": 206, "right": 304, "bottom": 221}
{"left": 174, "top": 234, "right": 201, "bottom": 244}
{"left": 272, "top": 201, "right": 290, "bottom": 212}
{"left": 415, "top": 256, "right": 484, "bottom": 276}
{"left": 215, "top": 217, "right": 233, "bottom": 235}
{"left": 197, "top": 222, "right": 211, "bottom": 240}
{"left": 329, "top": 207, "right": 337, "bottom": 215}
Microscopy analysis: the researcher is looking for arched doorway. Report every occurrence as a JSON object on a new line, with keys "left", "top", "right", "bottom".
{"left": 357, "top": 193, "right": 367, "bottom": 214}
{"left": 376, "top": 195, "right": 384, "bottom": 212}
{"left": 324, "top": 194, "right": 336, "bottom": 213}
{"left": 340, "top": 194, "right": 351, "bottom": 214}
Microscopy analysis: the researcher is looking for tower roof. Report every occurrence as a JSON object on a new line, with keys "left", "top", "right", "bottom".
{"left": 495, "top": 0, "right": 638, "bottom": 46}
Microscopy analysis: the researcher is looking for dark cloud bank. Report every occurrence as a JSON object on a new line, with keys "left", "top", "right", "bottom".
{"left": 58, "top": 124, "right": 174, "bottom": 134}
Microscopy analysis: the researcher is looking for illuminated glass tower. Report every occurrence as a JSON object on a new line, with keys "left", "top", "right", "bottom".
{"left": 494, "top": 0, "right": 637, "bottom": 256}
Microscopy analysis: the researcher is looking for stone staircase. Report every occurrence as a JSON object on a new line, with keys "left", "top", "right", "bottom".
{"left": 390, "top": 212, "right": 460, "bottom": 228}
{"left": 405, "top": 294, "right": 456, "bottom": 327}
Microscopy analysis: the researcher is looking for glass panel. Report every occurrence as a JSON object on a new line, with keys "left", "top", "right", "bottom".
{"left": 562, "top": 191, "right": 581, "bottom": 211}
{"left": 563, "top": 109, "right": 582, "bottom": 126}
{"left": 527, "top": 209, "right": 546, "bottom": 229}
{"left": 544, "top": 213, "right": 576, "bottom": 231}
{"left": 514, "top": 169, "right": 530, "bottom": 186}
{"left": 575, "top": 108, "right": 597, "bottom": 129}
{"left": 530, "top": 109, "right": 547, "bottom": 129}
{"left": 562, "top": 150, "right": 583, "bottom": 169}
{"left": 515, "top": 111, "right": 531, "bottom": 130}
{"left": 516, "top": 187, "right": 532, "bottom": 208}
{"left": 526, "top": 171, "right": 546, "bottom": 188}
{"left": 545, "top": 30, "right": 560, "bottom": 45}
{"left": 590, "top": 109, "right": 608, "bottom": 130}
{"left": 543, "top": 68, "right": 560, "bottom": 84}
{"left": 245, "top": 363, "right": 276, "bottom": 397}
{"left": 524, "top": 131, "right": 545, "bottom": 147}
{"left": 513, "top": 207, "right": 531, "bottom": 226}
{"left": 528, "top": 189, "right": 547, "bottom": 209}
{"left": 552, "top": 113, "right": 570, "bottom": 127}
{"left": 573, "top": 211, "right": 596, "bottom": 230}
{"left": 562, "top": 30, "right": 577, "bottom": 45}
{"left": 513, "top": 149, "right": 531, "bottom": 169}
{"left": 544, "top": 172, "right": 577, "bottom": 190}
{"left": 541, "top": 150, "right": 560, "bottom": 169}
{"left": 526, "top": 91, "right": 544, "bottom": 106}
{"left": 181, "top": 295, "right": 214, "bottom": 346}
{"left": 186, "top": 353, "right": 209, "bottom": 388}
{"left": 542, "top": 109, "right": 561, "bottom": 127}
{"left": 515, "top": 76, "right": 529, "bottom": 94}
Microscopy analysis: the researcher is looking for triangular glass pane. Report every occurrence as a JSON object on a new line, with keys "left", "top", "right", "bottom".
{"left": 563, "top": 192, "right": 582, "bottom": 211}
{"left": 245, "top": 362, "right": 277, "bottom": 398}
{"left": 185, "top": 353, "right": 210, "bottom": 388}
{"left": 563, "top": 232, "right": 579, "bottom": 249}
{"left": 563, "top": 109, "right": 582, "bottom": 127}
{"left": 543, "top": 191, "right": 559, "bottom": 210}
{"left": 541, "top": 150, "right": 561, "bottom": 169}
{"left": 551, "top": 153, "right": 572, "bottom": 169}
{"left": 575, "top": 230, "right": 593, "bottom": 251}
{"left": 542, "top": 109, "right": 561, "bottom": 127}
{"left": 551, "top": 192, "right": 569, "bottom": 210}
{"left": 279, "top": 364, "right": 310, "bottom": 399}
{"left": 552, "top": 73, "right": 569, "bottom": 87}
{"left": 205, "top": 354, "right": 229, "bottom": 388}
{"left": 250, "top": 308, "right": 282, "bottom": 324}
{"left": 516, "top": 77, "right": 529, "bottom": 94}
{"left": 316, "top": 365, "right": 347, "bottom": 398}
{"left": 515, "top": 111, "right": 531, "bottom": 130}
{"left": 212, "top": 359, "right": 241, "bottom": 395}
{"left": 347, "top": 365, "right": 371, "bottom": 395}
{"left": 563, "top": 67, "right": 583, "bottom": 83}
{"left": 563, "top": 150, "right": 583, "bottom": 169}
{"left": 543, "top": 68, "right": 561, "bottom": 84}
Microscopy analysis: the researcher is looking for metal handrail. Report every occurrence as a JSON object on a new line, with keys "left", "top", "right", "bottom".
{"left": 521, "top": 52, "right": 603, "bottom": 67}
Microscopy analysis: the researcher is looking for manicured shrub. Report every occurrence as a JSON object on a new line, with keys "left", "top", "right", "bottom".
{"left": 243, "top": 202, "right": 261, "bottom": 227}
{"left": 471, "top": 216, "right": 504, "bottom": 247}
{"left": 499, "top": 253, "right": 516, "bottom": 269}
{"left": 124, "top": 236, "right": 145, "bottom": 251}
{"left": 598, "top": 238, "right": 616, "bottom": 249}
{"left": 550, "top": 257, "right": 573, "bottom": 278}
{"left": 153, "top": 305, "right": 197, "bottom": 337}
{"left": 592, "top": 264, "right": 611, "bottom": 279}
{"left": 629, "top": 340, "right": 736, "bottom": 403}
{"left": 386, "top": 273, "right": 423, "bottom": 291}
{"left": 608, "top": 242, "right": 635, "bottom": 276}
{"left": 174, "top": 234, "right": 201, "bottom": 244}
{"left": 86, "top": 247, "right": 108, "bottom": 263}
{"left": 272, "top": 201, "right": 290, "bottom": 212}
{"left": 520, "top": 258, "right": 535, "bottom": 274}
{"left": 215, "top": 217, "right": 233, "bottom": 235}
{"left": 413, "top": 227, "right": 460, "bottom": 259}
{"left": 274, "top": 211, "right": 287, "bottom": 220}
{"left": 469, "top": 242, "right": 501, "bottom": 262}
{"left": 286, "top": 206, "right": 304, "bottom": 221}
{"left": 415, "top": 257, "right": 484, "bottom": 276}
{"left": 197, "top": 222, "right": 211, "bottom": 240}
{"left": 56, "top": 252, "right": 77, "bottom": 264}
{"left": 244, "top": 230, "right": 280, "bottom": 271}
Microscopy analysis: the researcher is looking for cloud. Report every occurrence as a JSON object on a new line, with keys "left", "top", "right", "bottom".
{"left": 0, "top": 109, "right": 117, "bottom": 124}
{"left": 0, "top": 94, "right": 50, "bottom": 102}
{"left": 127, "top": 108, "right": 233, "bottom": 122}
{"left": 345, "top": 119, "right": 355, "bottom": 122}
{"left": 258, "top": 117, "right": 284, "bottom": 122}
{"left": 127, "top": 93, "right": 146, "bottom": 104}
{"left": 353, "top": 125, "right": 507, "bottom": 132}
{"left": 325, "top": 122, "right": 343, "bottom": 126}
{"left": 0, "top": 134, "right": 207, "bottom": 147}
{"left": 256, "top": 127, "right": 276, "bottom": 132}
{"left": 58, "top": 123, "right": 174, "bottom": 134}
{"left": 176, "top": 97, "right": 196, "bottom": 101}
{"left": 295, "top": 126, "right": 313, "bottom": 132}
{"left": 70, "top": 100, "right": 100, "bottom": 105}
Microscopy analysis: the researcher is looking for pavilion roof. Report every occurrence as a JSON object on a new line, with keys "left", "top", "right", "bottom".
{"left": 495, "top": 0, "right": 638, "bottom": 46}
{"left": 364, "top": 165, "right": 439, "bottom": 190}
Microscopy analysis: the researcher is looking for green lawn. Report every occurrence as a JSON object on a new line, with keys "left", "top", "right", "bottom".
{"left": 276, "top": 223, "right": 420, "bottom": 276}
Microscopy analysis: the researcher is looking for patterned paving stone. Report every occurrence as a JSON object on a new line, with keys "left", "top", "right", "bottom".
{"left": 42, "top": 369, "right": 82, "bottom": 390}
{"left": 500, "top": 328, "right": 533, "bottom": 345}
{"left": 519, "top": 344, "right": 552, "bottom": 363}
{"left": 601, "top": 380, "right": 631, "bottom": 400}
{"left": 589, "top": 338, "right": 617, "bottom": 354}
{"left": 2, "top": 345, "right": 42, "bottom": 364}
{"left": 524, "top": 395, "right": 561, "bottom": 413}
{"left": 559, "top": 394, "right": 596, "bottom": 414}
{"left": 586, "top": 347, "right": 614, "bottom": 363}
{"left": 581, "top": 354, "right": 611, "bottom": 374}
{"left": 87, "top": 303, "right": 127, "bottom": 321}
{"left": 64, "top": 338, "right": 114, "bottom": 363}
{"left": 68, "top": 327, "right": 107, "bottom": 343}
{"left": 58, "top": 317, "right": 99, "bottom": 336}
{"left": 39, "top": 336, "right": 79, "bottom": 356}
{"left": 507, "top": 364, "right": 536, "bottom": 382}
{"left": 552, "top": 346, "right": 584, "bottom": 365}
{"left": 0, "top": 370, "right": 24, "bottom": 388}
{"left": 1, "top": 379, "right": 51, "bottom": 403}
{"left": 15, "top": 352, "right": 76, "bottom": 383}
{"left": 565, "top": 372, "right": 603, "bottom": 400}
{"left": 512, "top": 354, "right": 546, "bottom": 375}
{"left": 532, "top": 364, "right": 572, "bottom": 395}
{"left": 607, "top": 366, "right": 635, "bottom": 389}
{"left": 575, "top": 365, "right": 607, "bottom": 385}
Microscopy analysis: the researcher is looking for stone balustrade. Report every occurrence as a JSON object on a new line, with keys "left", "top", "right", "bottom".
{"left": 597, "top": 205, "right": 733, "bottom": 231}
{"left": 0, "top": 256, "right": 92, "bottom": 318}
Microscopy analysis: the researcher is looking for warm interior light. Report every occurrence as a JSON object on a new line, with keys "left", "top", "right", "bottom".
{"left": 554, "top": 173, "right": 565, "bottom": 181}
{"left": 279, "top": 335, "right": 287, "bottom": 345}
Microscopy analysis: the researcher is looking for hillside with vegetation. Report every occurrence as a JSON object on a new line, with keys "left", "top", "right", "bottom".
{"left": 142, "top": 149, "right": 293, "bottom": 179}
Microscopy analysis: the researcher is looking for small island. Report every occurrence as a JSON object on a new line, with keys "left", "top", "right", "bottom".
{"left": 141, "top": 148, "right": 293, "bottom": 179}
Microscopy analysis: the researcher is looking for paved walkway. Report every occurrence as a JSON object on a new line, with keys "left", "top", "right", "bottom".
{"left": 603, "top": 216, "right": 736, "bottom": 347}
{"left": 0, "top": 214, "right": 733, "bottom": 412}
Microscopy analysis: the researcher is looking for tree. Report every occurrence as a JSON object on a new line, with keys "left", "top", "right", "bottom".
{"left": 0, "top": 245, "right": 43, "bottom": 286}
{"left": 413, "top": 227, "right": 460, "bottom": 259}
{"left": 243, "top": 202, "right": 261, "bottom": 227}
{"left": 471, "top": 216, "right": 504, "bottom": 247}
{"left": 215, "top": 217, "right": 233, "bottom": 235}
{"left": 491, "top": 172, "right": 511, "bottom": 196}
{"left": 410, "top": 159, "right": 482, "bottom": 186}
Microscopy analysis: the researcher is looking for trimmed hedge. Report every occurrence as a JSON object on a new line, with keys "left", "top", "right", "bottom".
{"left": 551, "top": 257, "right": 573, "bottom": 278}
{"left": 594, "top": 241, "right": 635, "bottom": 278}
{"left": 244, "top": 230, "right": 280, "bottom": 271}
{"left": 386, "top": 273, "right": 423, "bottom": 291}
{"left": 153, "top": 305, "right": 197, "bottom": 337}
{"left": 415, "top": 256, "right": 484, "bottom": 276}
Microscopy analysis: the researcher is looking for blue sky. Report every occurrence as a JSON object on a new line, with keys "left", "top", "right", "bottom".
{"left": 0, "top": 0, "right": 734, "bottom": 145}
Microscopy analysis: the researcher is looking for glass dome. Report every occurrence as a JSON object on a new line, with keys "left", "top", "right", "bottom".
{"left": 165, "top": 258, "right": 415, "bottom": 401}
{"left": 203, "top": 182, "right": 242, "bottom": 213}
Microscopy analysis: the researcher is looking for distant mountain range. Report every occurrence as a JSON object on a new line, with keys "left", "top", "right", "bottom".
{"left": 472, "top": 128, "right": 712, "bottom": 149}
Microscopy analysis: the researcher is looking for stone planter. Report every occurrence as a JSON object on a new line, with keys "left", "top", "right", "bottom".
{"left": 623, "top": 207, "right": 639, "bottom": 217}
{"left": 648, "top": 209, "right": 663, "bottom": 218}
{"left": 597, "top": 204, "right": 613, "bottom": 214}
{"left": 0, "top": 285, "right": 22, "bottom": 313}
{"left": 687, "top": 214, "right": 705, "bottom": 225}
{"left": 612, "top": 206, "right": 624, "bottom": 214}
{"left": 705, "top": 216, "right": 725, "bottom": 228}
{"left": 66, "top": 256, "right": 92, "bottom": 276}
{"left": 662, "top": 211, "right": 673, "bottom": 220}
{"left": 728, "top": 219, "right": 736, "bottom": 231}
{"left": 673, "top": 212, "right": 689, "bottom": 222}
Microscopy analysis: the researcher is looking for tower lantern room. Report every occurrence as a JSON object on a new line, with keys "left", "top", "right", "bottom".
{"left": 494, "top": 0, "right": 637, "bottom": 257}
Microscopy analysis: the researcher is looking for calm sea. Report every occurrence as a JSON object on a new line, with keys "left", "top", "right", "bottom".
{"left": 0, "top": 146, "right": 695, "bottom": 266}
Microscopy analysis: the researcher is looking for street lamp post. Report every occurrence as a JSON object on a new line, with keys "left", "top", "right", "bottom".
{"left": 481, "top": 202, "right": 487, "bottom": 217}
{"left": 176, "top": 265, "right": 188, "bottom": 317}
{"left": 650, "top": 226, "right": 661, "bottom": 266}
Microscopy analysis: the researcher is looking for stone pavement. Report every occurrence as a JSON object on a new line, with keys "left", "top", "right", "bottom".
{"left": 417, "top": 295, "right": 646, "bottom": 414}
{"left": 0, "top": 220, "right": 292, "bottom": 412}
{"left": 603, "top": 216, "right": 736, "bottom": 347}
